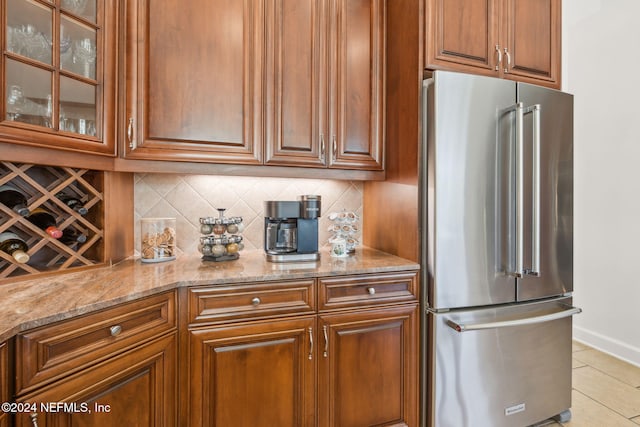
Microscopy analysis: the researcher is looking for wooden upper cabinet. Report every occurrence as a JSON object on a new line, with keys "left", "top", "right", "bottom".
{"left": 502, "top": 0, "right": 560, "bottom": 87}
{"left": 0, "top": 0, "right": 117, "bottom": 155}
{"left": 265, "top": 0, "right": 326, "bottom": 167}
{"left": 425, "top": 0, "right": 560, "bottom": 88}
{"left": 425, "top": 0, "right": 499, "bottom": 74}
{"left": 123, "top": 0, "right": 264, "bottom": 164}
{"left": 266, "top": 0, "right": 385, "bottom": 171}
{"left": 329, "top": 0, "right": 385, "bottom": 170}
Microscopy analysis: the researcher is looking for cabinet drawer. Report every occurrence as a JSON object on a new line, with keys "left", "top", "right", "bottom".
{"left": 318, "top": 272, "right": 418, "bottom": 311}
{"left": 16, "top": 291, "right": 176, "bottom": 394}
{"left": 188, "top": 280, "right": 315, "bottom": 325}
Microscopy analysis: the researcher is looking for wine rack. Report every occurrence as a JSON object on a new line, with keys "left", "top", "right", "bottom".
{"left": 0, "top": 161, "right": 104, "bottom": 281}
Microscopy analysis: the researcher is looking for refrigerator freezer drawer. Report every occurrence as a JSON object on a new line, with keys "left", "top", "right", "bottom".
{"left": 427, "top": 297, "right": 577, "bottom": 427}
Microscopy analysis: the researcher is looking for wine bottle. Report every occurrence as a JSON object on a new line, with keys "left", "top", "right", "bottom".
{"left": 0, "top": 232, "right": 30, "bottom": 263}
{"left": 0, "top": 184, "right": 30, "bottom": 216}
{"left": 60, "top": 229, "right": 88, "bottom": 245}
{"left": 26, "top": 208, "right": 63, "bottom": 238}
{"left": 56, "top": 192, "right": 88, "bottom": 215}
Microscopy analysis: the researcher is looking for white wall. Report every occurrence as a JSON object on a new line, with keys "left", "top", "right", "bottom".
{"left": 564, "top": 0, "right": 640, "bottom": 366}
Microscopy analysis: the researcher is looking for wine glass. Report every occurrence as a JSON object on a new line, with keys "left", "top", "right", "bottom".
{"left": 22, "top": 25, "right": 51, "bottom": 63}
{"left": 73, "top": 38, "right": 96, "bottom": 79}
{"left": 62, "top": 0, "right": 88, "bottom": 15}
{"left": 6, "top": 85, "right": 26, "bottom": 120}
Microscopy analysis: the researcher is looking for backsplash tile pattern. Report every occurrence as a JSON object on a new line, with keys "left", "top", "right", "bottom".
{"left": 134, "top": 174, "right": 363, "bottom": 256}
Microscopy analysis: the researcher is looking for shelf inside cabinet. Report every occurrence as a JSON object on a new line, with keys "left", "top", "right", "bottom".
{"left": 0, "top": 161, "right": 104, "bottom": 281}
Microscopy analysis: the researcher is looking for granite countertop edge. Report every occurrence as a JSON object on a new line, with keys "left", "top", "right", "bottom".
{"left": 0, "top": 247, "right": 419, "bottom": 342}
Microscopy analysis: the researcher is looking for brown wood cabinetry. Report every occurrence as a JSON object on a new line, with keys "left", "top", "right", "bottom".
{"left": 0, "top": 341, "right": 9, "bottom": 427}
{"left": 123, "top": 0, "right": 264, "bottom": 164}
{"left": 124, "top": 0, "right": 384, "bottom": 171}
{"left": 318, "top": 305, "right": 418, "bottom": 427}
{"left": 265, "top": 0, "right": 385, "bottom": 170}
{"left": 15, "top": 333, "right": 176, "bottom": 427}
{"left": 317, "top": 273, "right": 419, "bottom": 427}
{"left": 425, "top": 0, "right": 560, "bottom": 88}
{"left": 189, "top": 316, "right": 317, "bottom": 427}
{"left": 186, "top": 272, "right": 418, "bottom": 426}
{"left": 14, "top": 291, "right": 177, "bottom": 427}
{"left": 0, "top": 0, "right": 118, "bottom": 155}
{"left": 330, "top": 0, "right": 386, "bottom": 170}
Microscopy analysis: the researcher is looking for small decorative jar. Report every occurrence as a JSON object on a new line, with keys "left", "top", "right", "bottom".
{"left": 140, "top": 217, "right": 176, "bottom": 263}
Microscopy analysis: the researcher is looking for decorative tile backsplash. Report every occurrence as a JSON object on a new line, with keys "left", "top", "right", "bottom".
{"left": 134, "top": 174, "right": 363, "bottom": 256}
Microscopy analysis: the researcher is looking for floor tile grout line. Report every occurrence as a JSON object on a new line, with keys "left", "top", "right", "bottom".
{"left": 571, "top": 388, "right": 638, "bottom": 423}
{"left": 573, "top": 355, "right": 640, "bottom": 390}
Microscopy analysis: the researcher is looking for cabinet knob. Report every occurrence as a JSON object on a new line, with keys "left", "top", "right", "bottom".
{"left": 367, "top": 287, "right": 376, "bottom": 295}
{"left": 109, "top": 325, "right": 122, "bottom": 337}
{"left": 251, "top": 297, "right": 261, "bottom": 306}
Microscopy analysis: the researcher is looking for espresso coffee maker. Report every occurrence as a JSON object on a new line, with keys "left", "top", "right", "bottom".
{"left": 264, "top": 195, "right": 321, "bottom": 262}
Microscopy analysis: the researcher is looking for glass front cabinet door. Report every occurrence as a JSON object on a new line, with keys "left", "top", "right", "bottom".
{"left": 2, "top": 0, "right": 116, "bottom": 155}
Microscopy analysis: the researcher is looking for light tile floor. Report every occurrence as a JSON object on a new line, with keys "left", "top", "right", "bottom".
{"left": 537, "top": 341, "right": 640, "bottom": 426}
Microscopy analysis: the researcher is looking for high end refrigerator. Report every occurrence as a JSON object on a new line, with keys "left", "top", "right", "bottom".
{"left": 421, "top": 70, "right": 581, "bottom": 427}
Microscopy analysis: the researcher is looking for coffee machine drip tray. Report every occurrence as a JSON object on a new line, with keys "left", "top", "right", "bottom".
{"left": 266, "top": 252, "right": 320, "bottom": 263}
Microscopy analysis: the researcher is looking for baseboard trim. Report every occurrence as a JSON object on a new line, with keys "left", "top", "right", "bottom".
{"left": 574, "top": 326, "right": 640, "bottom": 368}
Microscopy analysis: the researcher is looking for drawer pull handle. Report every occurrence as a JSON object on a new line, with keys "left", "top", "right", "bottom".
{"left": 367, "top": 287, "right": 376, "bottom": 295}
{"left": 30, "top": 413, "right": 39, "bottom": 427}
{"left": 109, "top": 325, "right": 122, "bottom": 337}
{"left": 251, "top": 297, "right": 261, "bottom": 306}
{"left": 308, "top": 327, "right": 313, "bottom": 360}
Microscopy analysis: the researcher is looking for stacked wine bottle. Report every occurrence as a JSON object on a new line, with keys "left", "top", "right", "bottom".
{"left": 0, "top": 162, "right": 101, "bottom": 279}
{"left": 198, "top": 208, "right": 245, "bottom": 262}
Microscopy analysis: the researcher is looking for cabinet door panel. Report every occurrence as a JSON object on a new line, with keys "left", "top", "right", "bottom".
{"left": 0, "top": 0, "right": 117, "bottom": 155}
{"left": 189, "top": 317, "right": 316, "bottom": 427}
{"left": 318, "top": 305, "right": 418, "bottom": 427}
{"left": 124, "top": 0, "right": 263, "bottom": 163}
{"left": 504, "top": 0, "right": 560, "bottom": 87}
{"left": 426, "top": 0, "right": 499, "bottom": 74}
{"left": 0, "top": 341, "right": 8, "bottom": 422}
{"left": 265, "top": 0, "right": 325, "bottom": 166}
{"left": 15, "top": 333, "right": 176, "bottom": 427}
{"left": 330, "top": 0, "right": 384, "bottom": 170}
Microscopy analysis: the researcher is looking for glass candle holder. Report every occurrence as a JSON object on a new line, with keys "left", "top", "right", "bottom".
{"left": 140, "top": 217, "right": 176, "bottom": 263}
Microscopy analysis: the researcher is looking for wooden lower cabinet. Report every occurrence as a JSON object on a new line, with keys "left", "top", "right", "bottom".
{"left": 318, "top": 304, "right": 419, "bottom": 427}
{"left": 187, "top": 303, "right": 419, "bottom": 427}
{"left": 188, "top": 316, "right": 316, "bottom": 427}
{"left": 0, "top": 341, "right": 8, "bottom": 427}
{"left": 14, "top": 332, "right": 177, "bottom": 427}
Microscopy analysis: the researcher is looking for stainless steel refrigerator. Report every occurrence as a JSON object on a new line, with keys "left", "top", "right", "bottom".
{"left": 421, "top": 70, "right": 581, "bottom": 427}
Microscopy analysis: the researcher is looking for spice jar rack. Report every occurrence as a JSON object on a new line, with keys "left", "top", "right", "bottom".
{"left": 198, "top": 208, "right": 244, "bottom": 262}
{"left": 0, "top": 161, "right": 104, "bottom": 281}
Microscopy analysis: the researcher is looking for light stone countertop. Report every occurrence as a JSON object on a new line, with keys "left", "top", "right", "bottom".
{"left": 0, "top": 247, "right": 419, "bottom": 342}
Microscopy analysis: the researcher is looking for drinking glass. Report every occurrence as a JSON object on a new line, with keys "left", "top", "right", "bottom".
{"left": 6, "top": 85, "right": 26, "bottom": 120}
{"left": 73, "top": 38, "right": 96, "bottom": 79}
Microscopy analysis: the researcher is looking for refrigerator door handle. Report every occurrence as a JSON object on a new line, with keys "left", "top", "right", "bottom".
{"left": 524, "top": 104, "right": 542, "bottom": 276}
{"left": 501, "top": 102, "right": 525, "bottom": 277}
{"left": 445, "top": 305, "right": 582, "bottom": 332}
